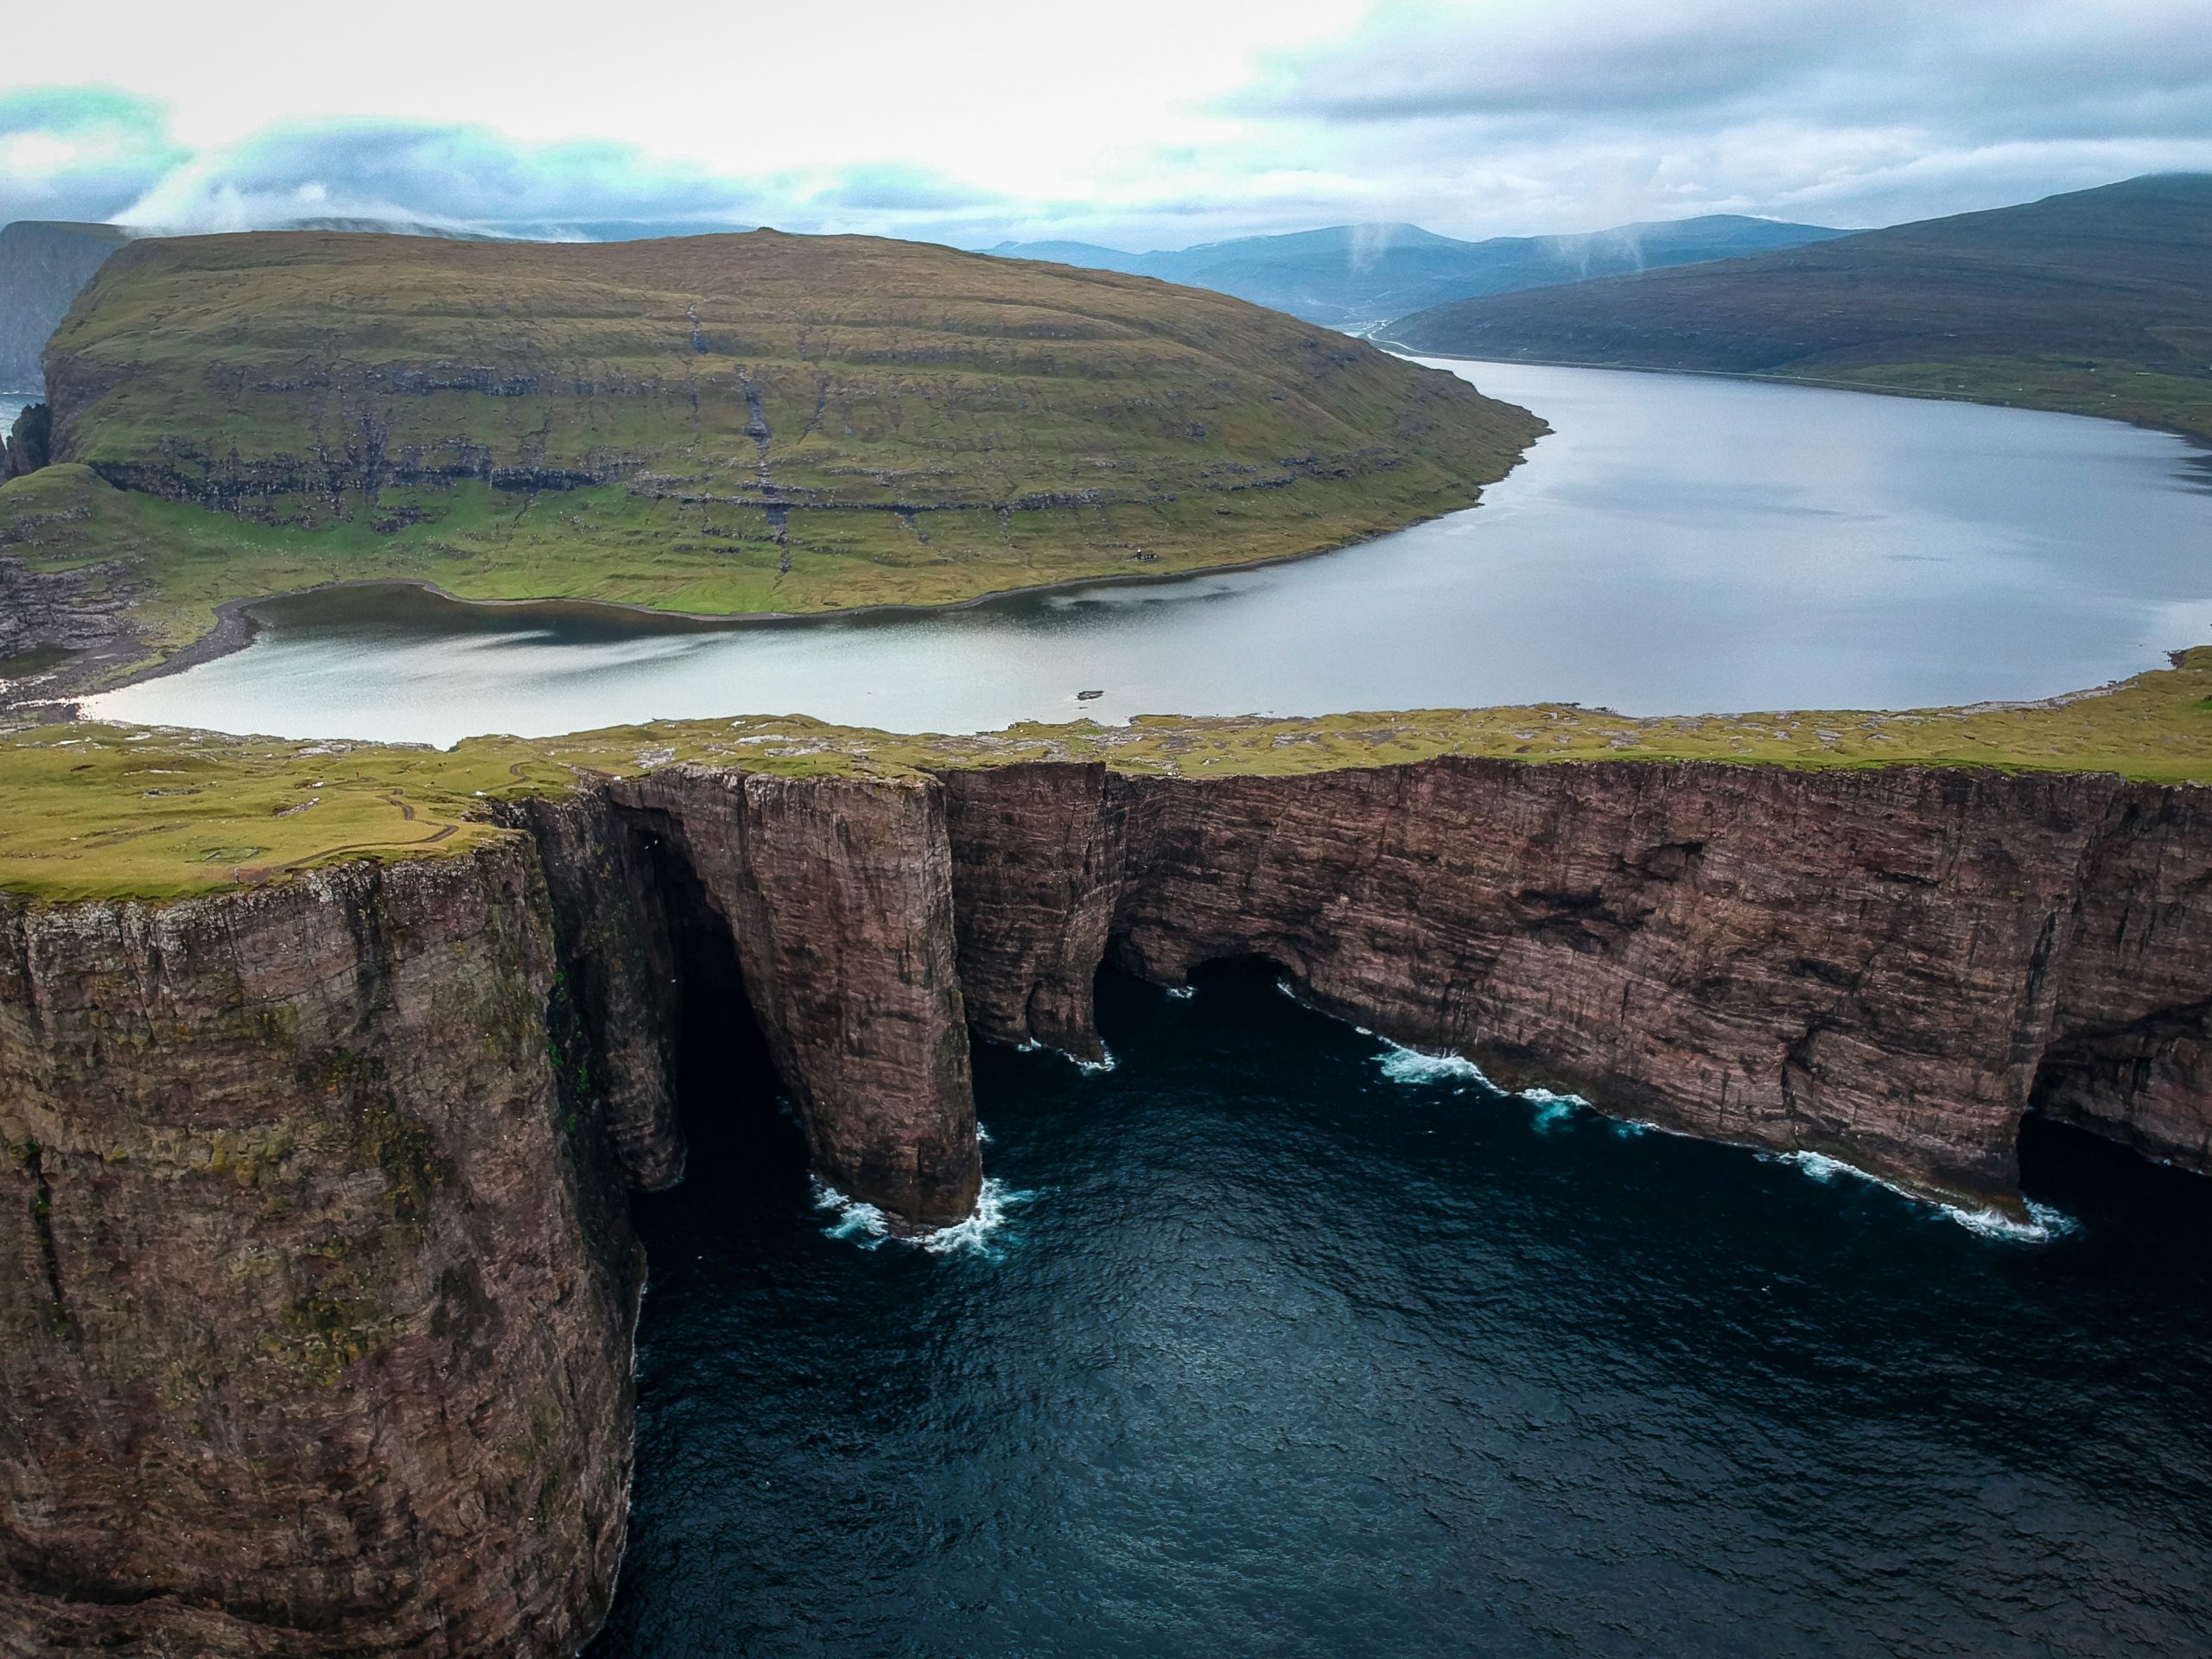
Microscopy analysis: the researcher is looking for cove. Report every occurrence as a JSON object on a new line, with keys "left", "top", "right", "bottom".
{"left": 589, "top": 964, "right": 2212, "bottom": 1658}
{"left": 86, "top": 362, "right": 2212, "bottom": 746}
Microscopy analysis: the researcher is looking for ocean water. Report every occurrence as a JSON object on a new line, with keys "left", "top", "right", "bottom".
{"left": 91, "top": 362, "right": 2212, "bottom": 745}
{"left": 588, "top": 965, "right": 2212, "bottom": 1658}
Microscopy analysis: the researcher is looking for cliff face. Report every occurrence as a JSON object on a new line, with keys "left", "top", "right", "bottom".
{"left": 942, "top": 758, "right": 2212, "bottom": 1204}
{"left": 0, "top": 550, "right": 145, "bottom": 677}
{"left": 613, "top": 767, "right": 981, "bottom": 1227}
{"left": 1122, "top": 762, "right": 2195, "bottom": 1202}
{"left": 0, "top": 844, "right": 640, "bottom": 1656}
{"left": 3, "top": 750, "right": 2209, "bottom": 1654}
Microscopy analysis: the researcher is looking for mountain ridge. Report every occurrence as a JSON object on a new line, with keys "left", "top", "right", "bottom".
{"left": 1383, "top": 175, "right": 2212, "bottom": 441}
{"left": 985, "top": 213, "right": 1851, "bottom": 326}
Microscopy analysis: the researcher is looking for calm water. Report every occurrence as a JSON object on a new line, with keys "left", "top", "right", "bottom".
{"left": 90, "top": 363, "right": 2212, "bottom": 745}
{"left": 590, "top": 965, "right": 2212, "bottom": 1658}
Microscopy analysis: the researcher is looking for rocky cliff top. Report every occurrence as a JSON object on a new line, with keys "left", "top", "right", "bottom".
{"left": 8, "top": 648, "right": 2212, "bottom": 903}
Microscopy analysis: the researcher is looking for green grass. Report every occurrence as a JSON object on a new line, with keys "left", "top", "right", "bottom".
{"left": 3, "top": 463, "right": 1490, "bottom": 683}
{"left": 10, "top": 227, "right": 1541, "bottom": 684}
{"left": 12, "top": 650, "right": 2212, "bottom": 903}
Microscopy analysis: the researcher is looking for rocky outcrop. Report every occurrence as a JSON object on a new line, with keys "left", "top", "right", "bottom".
{"left": 1, "top": 405, "right": 50, "bottom": 481}
{"left": 4, "top": 749, "right": 2210, "bottom": 1655}
{"left": 0, "top": 843, "right": 641, "bottom": 1656}
{"left": 0, "top": 223, "right": 128, "bottom": 394}
{"left": 0, "top": 551, "right": 147, "bottom": 699}
{"left": 613, "top": 767, "right": 980, "bottom": 1227}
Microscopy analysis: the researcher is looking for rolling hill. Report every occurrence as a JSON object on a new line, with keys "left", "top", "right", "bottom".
{"left": 1384, "top": 175, "right": 2212, "bottom": 441}
{"left": 2, "top": 228, "right": 1539, "bottom": 686}
{"left": 987, "top": 215, "right": 1848, "bottom": 327}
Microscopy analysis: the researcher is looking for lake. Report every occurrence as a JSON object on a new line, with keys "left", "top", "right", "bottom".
{"left": 87, "top": 361, "right": 2212, "bottom": 745}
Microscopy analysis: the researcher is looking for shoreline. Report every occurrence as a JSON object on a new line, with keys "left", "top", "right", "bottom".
{"left": 80, "top": 448, "right": 1541, "bottom": 703}
{"left": 1372, "top": 343, "right": 2212, "bottom": 451}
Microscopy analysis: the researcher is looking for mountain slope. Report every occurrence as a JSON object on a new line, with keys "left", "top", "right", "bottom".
{"left": 988, "top": 215, "right": 1847, "bottom": 327}
{"left": 3, "top": 229, "right": 1539, "bottom": 686}
{"left": 1386, "top": 175, "right": 2212, "bottom": 440}
{"left": 0, "top": 221, "right": 130, "bottom": 391}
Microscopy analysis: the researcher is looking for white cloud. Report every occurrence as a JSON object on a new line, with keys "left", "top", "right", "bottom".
{"left": 4, "top": 1, "right": 2210, "bottom": 245}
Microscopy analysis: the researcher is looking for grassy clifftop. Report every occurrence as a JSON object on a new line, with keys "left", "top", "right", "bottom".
{"left": 10, "top": 650, "right": 2212, "bottom": 902}
{"left": 29, "top": 229, "right": 1537, "bottom": 635}
{"left": 1386, "top": 175, "right": 2212, "bottom": 442}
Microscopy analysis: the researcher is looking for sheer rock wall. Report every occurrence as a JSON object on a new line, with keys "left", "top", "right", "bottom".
{"left": 4, "top": 753, "right": 2209, "bottom": 1653}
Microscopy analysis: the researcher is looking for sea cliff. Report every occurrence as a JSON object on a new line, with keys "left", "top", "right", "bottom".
{"left": 3, "top": 704, "right": 2211, "bottom": 1651}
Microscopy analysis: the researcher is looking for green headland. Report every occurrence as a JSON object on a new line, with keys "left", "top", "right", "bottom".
{"left": 10, "top": 648, "right": 2212, "bottom": 903}
{"left": 2, "top": 228, "right": 1540, "bottom": 687}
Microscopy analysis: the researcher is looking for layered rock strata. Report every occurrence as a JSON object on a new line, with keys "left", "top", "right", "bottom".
{"left": 0, "top": 845, "right": 640, "bottom": 1656}
{"left": 613, "top": 767, "right": 980, "bottom": 1227}
{"left": 4, "top": 750, "right": 2210, "bottom": 1654}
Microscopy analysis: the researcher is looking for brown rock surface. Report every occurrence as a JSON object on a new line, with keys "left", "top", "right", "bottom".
{"left": 614, "top": 766, "right": 980, "bottom": 1226}
{"left": 1087, "top": 760, "right": 2149, "bottom": 1209}
{"left": 927, "top": 756, "right": 2212, "bottom": 1208}
{"left": 0, "top": 844, "right": 639, "bottom": 1656}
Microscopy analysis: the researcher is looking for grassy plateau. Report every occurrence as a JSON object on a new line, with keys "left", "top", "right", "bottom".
{"left": 2, "top": 228, "right": 1540, "bottom": 687}
{"left": 9, "top": 649, "right": 2212, "bottom": 903}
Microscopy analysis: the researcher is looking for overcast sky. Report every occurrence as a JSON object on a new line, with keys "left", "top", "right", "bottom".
{"left": 6, "top": 0, "right": 2212, "bottom": 248}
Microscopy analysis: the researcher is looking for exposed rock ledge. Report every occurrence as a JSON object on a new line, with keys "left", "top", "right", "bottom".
{"left": 5, "top": 752, "right": 2209, "bottom": 1653}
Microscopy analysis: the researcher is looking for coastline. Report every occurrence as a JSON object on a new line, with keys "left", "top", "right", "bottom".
{"left": 1372, "top": 341, "right": 2212, "bottom": 451}
{"left": 78, "top": 448, "right": 1542, "bottom": 704}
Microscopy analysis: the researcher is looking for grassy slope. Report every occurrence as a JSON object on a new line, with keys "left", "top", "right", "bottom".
{"left": 10, "top": 229, "right": 1538, "bottom": 678}
{"left": 1385, "top": 175, "right": 2212, "bottom": 442}
{"left": 10, "top": 650, "right": 2212, "bottom": 902}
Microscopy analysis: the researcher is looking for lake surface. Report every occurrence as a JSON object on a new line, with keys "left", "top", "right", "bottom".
{"left": 588, "top": 964, "right": 2212, "bottom": 1658}
{"left": 88, "top": 362, "right": 2212, "bottom": 745}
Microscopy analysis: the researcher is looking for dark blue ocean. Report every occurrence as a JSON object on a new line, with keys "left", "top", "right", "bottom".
{"left": 589, "top": 965, "right": 2212, "bottom": 1658}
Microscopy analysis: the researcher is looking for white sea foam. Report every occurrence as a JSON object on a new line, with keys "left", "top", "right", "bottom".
{"left": 1758, "top": 1150, "right": 2081, "bottom": 1243}
{"left": 1166, "top": 985, "right": 1197, "bottom": 1001}
{"left": 811, "top": 1181, "right": 892, "bottom": 1244}
{"left": 1015, "top": 1039, "right": 1117, "bottom": 1073}
{"left": 812, "top": 1176, "right": 1034, "bottom": 1258}
{"left": 1375, "top": 1042, "right": 1488, "bottom": 1085}
{"left": 1530, "top": 1098, "right": 1578, "bottom": 1134}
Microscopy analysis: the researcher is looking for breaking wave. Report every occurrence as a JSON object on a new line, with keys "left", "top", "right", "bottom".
{"left": 1376, "top": 1043, "right": 1488, "bottom": 1085}
{"left": 812, "top": 1176, "right": 1036, "bottom": 1258}
{"left": 1759, "top": 1150, "right": 2081, "bottom": 1243}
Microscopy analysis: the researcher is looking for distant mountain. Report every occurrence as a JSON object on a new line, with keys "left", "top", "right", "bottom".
{"left": 985, "top": 216, "right": 1849, "bottom": 327}
{"left": 0, "top": 221, "right": 131, "bottom": 392}
{"left": 1384, "top": 175, "right": 2212, "bottom": 441}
